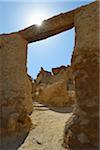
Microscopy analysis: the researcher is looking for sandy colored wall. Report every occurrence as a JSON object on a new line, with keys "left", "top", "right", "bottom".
{"left": 63, "top": 2, "right": 99, "bottom": 150}
{"left": 0, "top": 33, "right": 33, "bottom": 146}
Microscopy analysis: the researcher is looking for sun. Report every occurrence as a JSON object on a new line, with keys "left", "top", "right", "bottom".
{"left": 34, "top": 17, "right": 43, "bottom": 26}
{"left": 28, "top": 13, "right": 47, "bottom": 26}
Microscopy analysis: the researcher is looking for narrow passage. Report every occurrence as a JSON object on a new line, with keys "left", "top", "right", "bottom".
{"left": 18, "top": 102, "right": 73, "bottom": 150}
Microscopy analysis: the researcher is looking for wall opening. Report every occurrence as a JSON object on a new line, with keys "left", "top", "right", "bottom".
{"left": 27, "top": 28, "right": 76, "bottom": 109}
{"left": 27, "top": 28, "right": 75, "bottom": 80}
{"left": 26, "top": 28, "right": 76, "bottom": 150}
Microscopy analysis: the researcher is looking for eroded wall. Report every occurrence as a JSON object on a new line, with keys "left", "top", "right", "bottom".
{"left": 32, "top": 66, "right": 75, "bottom": 107}
{"left": 63, "top": 2, "right": 99, "bottom": 150}
{"left": 0, "top": 33, "right": 33, "bottom": 148}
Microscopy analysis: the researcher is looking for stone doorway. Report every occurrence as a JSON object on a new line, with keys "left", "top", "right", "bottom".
{"left": 0, "top": 2, "right": 99, "bottom": 150}
{"left": 27, "top": 28, "right": 75, "bottom": 80}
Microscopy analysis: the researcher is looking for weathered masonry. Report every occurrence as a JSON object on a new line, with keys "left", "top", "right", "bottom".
{"left": 0, "top": 2, "right": 99, "bottom": 150}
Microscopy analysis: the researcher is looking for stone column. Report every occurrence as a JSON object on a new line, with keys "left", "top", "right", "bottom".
{"left": 63, "top": 2, "right": 99, "bottom": 150}
{"left": 0, "top": 33, "right": 33, "bottom": 148}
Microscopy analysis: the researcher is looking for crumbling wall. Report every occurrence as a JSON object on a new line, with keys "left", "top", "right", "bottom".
{"left": 63, "top": 2, "right": 99, "bottom": 150}
{"left": 32, "top": 66, "right": 75, "bottom": 107}
{"left": 0, "top": 33, "right": 33, "bottom": 148}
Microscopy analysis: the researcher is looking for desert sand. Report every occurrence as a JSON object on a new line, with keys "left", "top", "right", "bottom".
{"left": 18, "top": 102, "right": 73, "bottom": 150}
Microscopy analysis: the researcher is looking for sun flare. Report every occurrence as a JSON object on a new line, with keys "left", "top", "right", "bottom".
{"left": 34, "top": 17, "right": 43, "bottom": 26}
{"left": 28, "top": 13, "right": 48, "bottom": 26}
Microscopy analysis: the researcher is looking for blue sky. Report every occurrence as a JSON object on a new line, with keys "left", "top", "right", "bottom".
{"left": 0, "top": 0, "right": 95, "bottom": 79}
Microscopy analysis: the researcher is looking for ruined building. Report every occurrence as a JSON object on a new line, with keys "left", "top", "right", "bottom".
{"left": 0, "top": 1, "right": 99, "bottom": 150}
{"left": 32, "top": 66, "right": 75, "bottom": 107}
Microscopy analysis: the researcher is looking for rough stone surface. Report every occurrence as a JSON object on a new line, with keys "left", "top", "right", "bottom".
{"left": 34, "top": 67, "right": 52, "bottom": 84}
{"left": 36, "top": 79, "right": 74, "bottom": 107}
{"left": 0, "top": 33, "right": 33, "bottom": 149}
{"left": 19, "top": 10, "right": 75, "bottom": 43}
{"left": 63, "top": 2, "right": 99, "bottom": 150}
{"left": 52, "top": 65, "right": 67, "bottom": 75}
{"left": 33, "top": 66, "right": 75, "bottom": 107}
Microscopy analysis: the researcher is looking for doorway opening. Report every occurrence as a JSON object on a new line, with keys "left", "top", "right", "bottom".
{"left": 27, "top": 27, "right": 76, "bottom": 108}
{"left": 23, "top": 28, "right": 76, "bottom": 150}
{"left": 27, "top": 28, "right": 75, "bottom": 80}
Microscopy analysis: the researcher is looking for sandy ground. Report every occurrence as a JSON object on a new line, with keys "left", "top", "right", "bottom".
{"left": 18, "top": 102, "right": 73, "bottom": 150}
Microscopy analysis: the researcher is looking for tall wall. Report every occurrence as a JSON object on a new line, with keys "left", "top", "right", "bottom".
{"left": 63, "top": 2, "right": 99, "bottom": 150}
{"left": 0, "top": 33, "right": 33, "bottom": 149}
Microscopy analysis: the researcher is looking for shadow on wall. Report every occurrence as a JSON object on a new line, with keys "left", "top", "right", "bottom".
{"left": 0, "top": 131, "right": 29, "bottom": 150}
